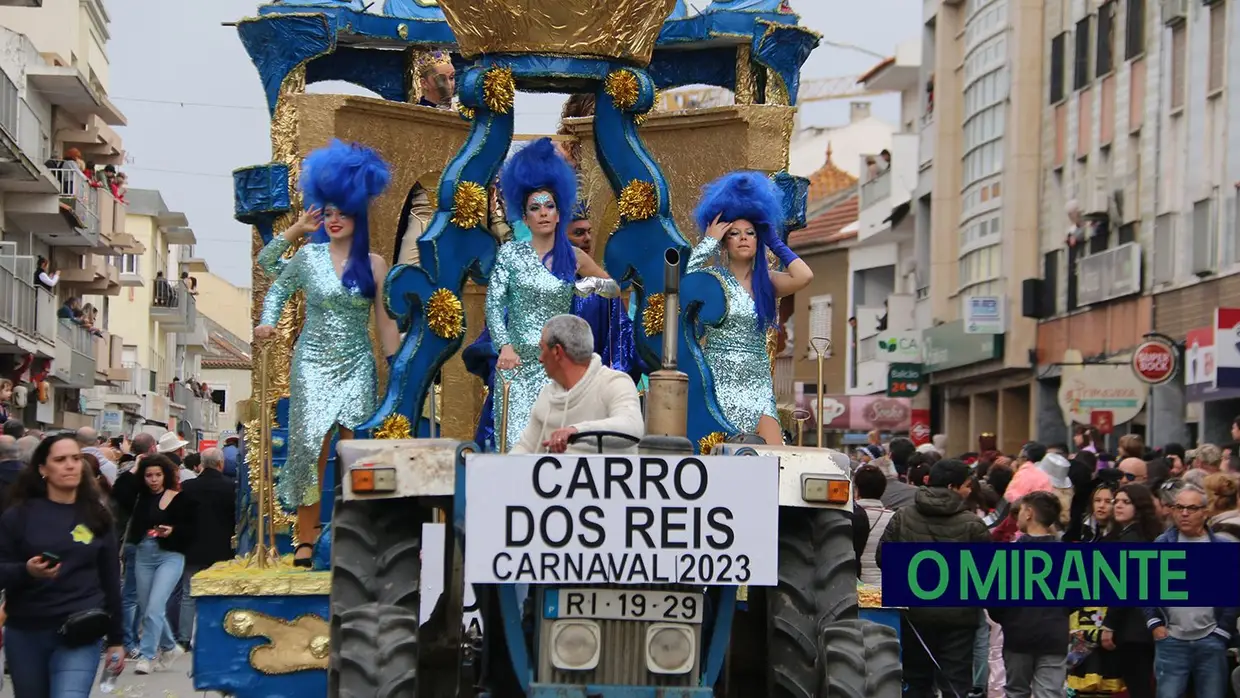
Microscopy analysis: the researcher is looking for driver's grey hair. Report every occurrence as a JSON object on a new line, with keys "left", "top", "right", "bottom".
{"left": 542, "top": 314, "right": 594, "bottom": 364}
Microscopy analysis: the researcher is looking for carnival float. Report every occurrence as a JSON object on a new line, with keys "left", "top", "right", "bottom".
{"left": 189, "top": 1, "right": 903, "bottom": 696}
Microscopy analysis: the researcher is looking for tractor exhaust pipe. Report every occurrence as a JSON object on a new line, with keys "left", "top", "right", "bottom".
{"left": 640, "top": 248, "right": 694, "bottom": 456}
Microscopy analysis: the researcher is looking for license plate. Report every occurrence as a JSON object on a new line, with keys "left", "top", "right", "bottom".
{"left": 545, "top": 589, "right": 704, "bottom": 623}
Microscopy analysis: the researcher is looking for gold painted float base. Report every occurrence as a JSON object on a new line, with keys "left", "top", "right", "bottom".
{"left": 225, "top": 609, "right": 330, "bottom": 675}
{"left": 191, "top": 556, "right": 332, "bottom": 597}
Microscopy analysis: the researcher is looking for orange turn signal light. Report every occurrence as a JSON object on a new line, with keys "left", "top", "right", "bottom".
{"left": 350, "top": 467, "right": 376, "bottom": 493}
{"left": 827, "top": 480, "right": 851, "bottom": 504}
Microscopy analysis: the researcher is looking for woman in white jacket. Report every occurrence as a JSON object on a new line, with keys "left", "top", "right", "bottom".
{"left": 509, "top": 315, "right": 644, "bottom": 455}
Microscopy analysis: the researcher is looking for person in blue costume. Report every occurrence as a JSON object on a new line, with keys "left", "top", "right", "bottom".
{"left": 688, "top": 171, "right": 814, "bottom": 445}
{"left": 463, "top": 197, "right": 646, "bottom": 450}
{"left": 254, "top": 140, "right": 400, "bottom": 566}
{"left": 483, "top": 138, "right": 617, "bottom": 452}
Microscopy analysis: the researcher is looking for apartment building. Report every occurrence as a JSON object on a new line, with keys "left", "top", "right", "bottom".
{"left": 199, "top": 315, "right": 253, "bottom": 440}
{"left": 1030, "top": 0, "right": 1162, "bottom": 443}
{"left": 0, "top": 0, "right": 138, "bottom": 430}
{"left": 1141, "top": 0, "right": 1240, "bottom": 443}
{"left": 921, "top": 0, "right": 1044, "bottom": 455}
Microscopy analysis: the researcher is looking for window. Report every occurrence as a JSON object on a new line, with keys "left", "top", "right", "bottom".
{"left": 1153, "top": 213, "right": 1175, "bottom": 283}
{"left": 211, "top": 388, "right": 228, "bottom": 414}
{"left": 1097, "top": 2, "right": 1115, "bottom": 75}
{"left": 1074, "top": 17, "right": 1093, "bottom": 90}
{"left": 1089, "top": 224, "right": 1110, "bottom": 255}
{"left": 1118, "top": 222, "right": 1136, "bottom": 245}
{"left": 807, "top": 295, "right": 832, "bottom": 359}
{"left": 1067, "top": 245, "right": 1080, "bottom": 310}
{"left": 1050, "top": 32, "right": 1067, "bottom": 103}
{"left": 1043, "top": 250, "right": 1061, "bottom": 316}
{"left": 1125, "top": 0, "right": 1145, "bottom": 59}
{"left": 111, "top": 254, "right": 138, "bottom": 274}
{"left": 1209, "top": 2, "right": 1225, "bottom": 93}
{"left": 1170, "top": 23, "right": 1186, "bottom": 111}
{"left": 1192, "top": 197, "right": 1217, "bottom": 275}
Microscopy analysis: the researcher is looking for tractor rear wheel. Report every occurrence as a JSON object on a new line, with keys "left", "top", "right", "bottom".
{"left": 328, "top": 496, "right": 424, "bottom": 698}
{"left": 766, "top": 508, "right": 859, "bottom": 698}
{"left": 818, "top": 619, "right": 903, "bottom": 698}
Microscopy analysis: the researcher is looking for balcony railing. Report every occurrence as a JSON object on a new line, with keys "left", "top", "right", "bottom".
{"left": 0, "top": 245, "right": 36, "bottom": 339}
{"left": 859, "top": 170, "right": 892, "bottom": 209}
{"left": 18, "top": 99, "right": 47, "bottom": 165}
{"left": 151, "top": 279, "right": 196, "bottom": 331}
{"left": 54, "top": 320, "right": 96, "bottom": 388}
{"left": 0, "top": 70, "right": 18, "bottom": 141}
{"left": 51, "top": 165, "right": 100, "bottom": 234}
{"left": 107, "top": 361, "right": 143, "bottom": 399}
{"left": 34, "top": 287, "right": 55, "bottom": 342}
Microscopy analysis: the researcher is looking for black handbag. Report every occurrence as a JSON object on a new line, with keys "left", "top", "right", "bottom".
{"left": 58, "top": 609, "right": 111, "bottom": 647}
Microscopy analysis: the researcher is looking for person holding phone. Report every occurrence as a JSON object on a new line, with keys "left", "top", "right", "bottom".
{"left": 0, "top": 433, "right": 125, "bottom": 697}
{"left": 127, "top": 455, "right": 194, "bottom": 674}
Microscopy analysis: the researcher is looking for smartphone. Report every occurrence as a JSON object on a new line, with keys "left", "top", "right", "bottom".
{"left": 39, "top": 552, "right": 60, "bottom": 565}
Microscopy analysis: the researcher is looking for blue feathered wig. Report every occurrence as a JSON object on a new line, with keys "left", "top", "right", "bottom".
{"left": 500, "top": 137, "right": 577, "bottom": 283}
{"left": 693, "top": 171, "right": 784, "bottom": 332}
{"left": 301, "top": 139, "right": 392, "bottom": 299}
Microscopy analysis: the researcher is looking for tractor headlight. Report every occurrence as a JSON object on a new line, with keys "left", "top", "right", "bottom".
{"left": 645, "top": 623, "right": 695, "bottom": 674}
{"left": 549, "top": 620, "right": 601, "bottom": 671}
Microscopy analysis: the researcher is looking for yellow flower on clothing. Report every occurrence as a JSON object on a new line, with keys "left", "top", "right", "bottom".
{"left": 70, "top": 524, "right": 93, "bottom": 545}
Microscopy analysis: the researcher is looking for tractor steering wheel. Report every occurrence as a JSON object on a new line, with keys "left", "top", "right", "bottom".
{"left": 567, "top": 430, "right": 642, "bottom": 455}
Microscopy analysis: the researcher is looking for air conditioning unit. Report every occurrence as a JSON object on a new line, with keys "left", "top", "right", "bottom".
{"left": 1163, "top": 0, "right": 1187, "bottom": 24}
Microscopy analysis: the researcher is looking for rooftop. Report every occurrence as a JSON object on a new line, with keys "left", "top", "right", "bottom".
{"left": 790, "top": 193, "right": 859, "bottom": 251}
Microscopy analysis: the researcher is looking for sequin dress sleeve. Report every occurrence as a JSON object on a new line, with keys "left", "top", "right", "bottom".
{"left": 485, "top": 244, "right": 513, "bottom": 349}
{"left": 257, "top": 236, "right": 294, "bottom": 278}
{"left": 688, "top": 235, "right": 720, "bottom": 274}
{"left": 259, "top": 243, "right": 304, "bottom": 326}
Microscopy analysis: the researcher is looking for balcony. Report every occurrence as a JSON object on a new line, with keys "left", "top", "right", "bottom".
{"left": 0, "top": 245, "right": 36, "bottom": 351}
{"left": 150, "top": 279, "right": 196, "bottom": 332}
{"left": 918, "top": 115, "right": 936, "bottom": 169}
{"left": 105, "top": 361, "right": 147, "bottom": 410}
{"left": 179, "top": 317, "right": 210, "bottom": 352}
{"left": 858, "top": 133, "right": 918, "bottom": 243}
{"left": 55, "top": 252, "right": 120, "bottom": 296}
{"left": 52, "top": 321, "right": 97, "bottom": 389}
{"left": 93, "top": 332, "right": 131, "bottom": 384}
{"left": 56, "top": 113, "right": 124, "bottom": 165}
{"left": 27, "top": 62, "right": 126, "bottom": 126}
{"left": 0, "top": 71, "right": 58, "bottom": 192}
{"left": 9, "top": 165, "right": 101, "bottom": 247}
{"left": 174, "top": 381, "right": 218, "bottom": 434}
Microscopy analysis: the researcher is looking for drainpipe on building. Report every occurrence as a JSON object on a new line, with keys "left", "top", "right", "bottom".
{"left": 1147, "top": 13, "right": 1167, "bottom": 446}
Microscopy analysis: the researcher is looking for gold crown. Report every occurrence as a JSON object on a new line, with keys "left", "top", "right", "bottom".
{"left": 438, "top": 0, "right": 677, "bottom": 66}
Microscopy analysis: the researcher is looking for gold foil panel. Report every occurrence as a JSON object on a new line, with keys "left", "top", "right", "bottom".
{"left": 192, "top": 558, "right": 331, "bottom": 597}
{"left": 437, "top": 0, "right": 677, "bottom": 65}
{"left": 224, "top": 609, "right": 330, "bottom": 674}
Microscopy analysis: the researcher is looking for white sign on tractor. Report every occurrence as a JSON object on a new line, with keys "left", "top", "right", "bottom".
{"left": 464, "top": 454, "right": 780, "bottom": 586}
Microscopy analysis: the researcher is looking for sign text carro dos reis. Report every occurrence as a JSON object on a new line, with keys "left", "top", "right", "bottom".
{"left": 464, "top": 454, "right": 780, "bottom": 586}
{"left": 881, "top": 543, "right": 1240, "bottom": 607}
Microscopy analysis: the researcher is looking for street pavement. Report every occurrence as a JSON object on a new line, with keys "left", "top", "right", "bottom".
{"left": 0, "top": 654, "right": 219, "bottom": 697}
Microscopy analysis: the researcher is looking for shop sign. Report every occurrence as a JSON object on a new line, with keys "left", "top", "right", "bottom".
{"left": 806, "top": 395, "right": 914, "bottom": 431}
{"left": 910, "top": 409, "right": 932, "bottom": 446}
{"left": 1131, "top": 340, "right": 1178, "bottom": 385}
{"left": 1185, "top": 327, "right": 1216, "bottom": 388}
{"left": 1057, "top": 357, "right": 1148, "bottom": 426}
{"left": 1214, "top": 309, "right": 1240, "bottom": 389}
{"left": 1090, "top": 411, "right": 1114, "bottom": 435}
{"left": 199, "top": 439, "right": 218, "bottom": 451}
{"left": 922, "top": 320, "right": 1005, "bottom": 373}
{"left": 874, "top": 331, "right": 922, "bottom": 361}
{"left": 964, "top": 295, "right": 1005, "bottom": 334}
{"left": 887, "top": 363, "right": 923, "bottom": 398}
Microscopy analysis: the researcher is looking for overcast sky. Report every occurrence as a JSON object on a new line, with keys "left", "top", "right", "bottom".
{"left": 107, "top": 0, "right": 920, "bottom": 287}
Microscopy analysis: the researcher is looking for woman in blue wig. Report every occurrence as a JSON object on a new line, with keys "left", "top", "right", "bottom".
{"left": 486, "top": 137, "right": 615, "bottom": 451}
{"left": 689, "top": 171, "right": 813, "bottom": 445}
{"left": 254, "top": 139, "right": 400, "bottom": 565}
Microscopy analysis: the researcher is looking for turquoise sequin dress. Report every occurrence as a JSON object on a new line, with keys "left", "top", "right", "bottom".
{"left": 258, "top": 237, "right": 377, "bottom": 509}
{"left": 485, "top": 241, "right": 576, "bottom": 451}
{"left": 688, "top": 236, "right": 778, "bottom": 433}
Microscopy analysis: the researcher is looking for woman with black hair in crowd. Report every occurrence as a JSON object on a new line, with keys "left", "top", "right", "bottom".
{"left": 1096, "top": 484, "right": 1163, "bottom": 698}
{"left": 127, "top": 454, "right": 194, "bottom": 674}
{"left": 0, "top": 433, "right": 124, "bottom": 696}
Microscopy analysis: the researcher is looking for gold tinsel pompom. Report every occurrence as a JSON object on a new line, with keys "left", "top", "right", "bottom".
{"left": 605, "top": 69, "right": 640, "bottom": 111}
{"left": 375, "top": 413, "right": 413, "bottom": 440}
{"left": 483, "top": 66, "right": 515, "bottom": 114}
{"left": 458, "top": 104, "right": 475, "bottom": 121}
{"left": 698, "top": 431, "right": 727, "bottom": 455}
{"left": 426, "top": 288, "right": 465, "bottom": 339}
{"left": 635, "top": 88, "right": 661, "bottom": 126}
{"left": 642, "top": 293, "right": 666, "bottom": 337}
{"left": 451, "top": 181, "right": 488, "bottom": 229}
{"left": 618, "top": 180, "right": 657, "bottom": 220}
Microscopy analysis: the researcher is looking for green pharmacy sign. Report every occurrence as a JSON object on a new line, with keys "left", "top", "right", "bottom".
{"left": 888, "top": 363, "right": 923, "bottom": 398}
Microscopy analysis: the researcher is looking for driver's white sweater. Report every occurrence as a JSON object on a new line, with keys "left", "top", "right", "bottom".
{"left": 510, "top": 354, "right": 645, "bottom": 455}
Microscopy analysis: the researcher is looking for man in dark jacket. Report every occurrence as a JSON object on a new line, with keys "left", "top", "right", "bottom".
{"left": 988, "top": 491, "right": 1071, "bottom": 698}
{"left": 880, "top": 438, "right": 918, "bottom": 509}
{"left": 0, "top": 436, "right": 23, "bottom": 514}
{"left": 177, "top": 447, "right": 236, "bottom": 647}
{"left": 877, "top": 459, "right": 991, "bottom": 698}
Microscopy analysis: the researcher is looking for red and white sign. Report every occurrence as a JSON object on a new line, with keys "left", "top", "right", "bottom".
{"left": 910, "top": 409, "right": 931, "bottom": 446}
{"left": 1090, "top": 410, "right": 1114, "bottom": 435}
{"left": 198, "top": 439, "right": 218, "bottom": 451}
{"left": 1185, "top": 326, "right": 1216, "bottom": 387}
{"left": 1131, "top": 340, "right": 1177, "bottom": 385}
{"left": 1215, "top": 309, "right": 1240, "bottom": 389}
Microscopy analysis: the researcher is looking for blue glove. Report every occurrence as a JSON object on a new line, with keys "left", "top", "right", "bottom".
{"left": 764, "top": 228, "right": 798, "bottom": 268}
